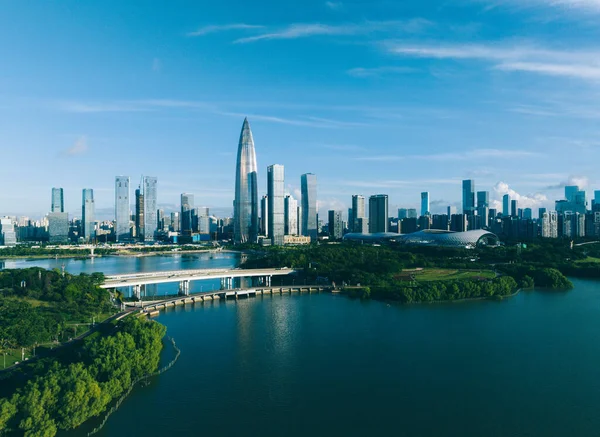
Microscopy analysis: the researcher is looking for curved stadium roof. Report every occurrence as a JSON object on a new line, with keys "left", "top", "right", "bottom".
{"left": 343, "top": 229, "right": 498, "bottom": 248}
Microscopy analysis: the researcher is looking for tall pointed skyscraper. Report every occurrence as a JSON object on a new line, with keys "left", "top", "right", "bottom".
{"left": 234, "top": 118, "right": 258, "bottom": 244}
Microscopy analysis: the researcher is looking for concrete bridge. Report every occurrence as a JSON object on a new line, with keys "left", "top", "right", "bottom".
{"left": 101, "top": 268, "right": 300, "bottom": 299}
{"left": 133, "top": 285, "right": 332, "bottom": 314}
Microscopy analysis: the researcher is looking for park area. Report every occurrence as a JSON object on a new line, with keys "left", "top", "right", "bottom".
{"left": 397, "top": 268, "right": 496, "bottom": 282}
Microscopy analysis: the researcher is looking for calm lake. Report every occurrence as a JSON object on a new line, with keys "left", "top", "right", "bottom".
{"left": 5, "top": 254, "right": 600, "bottom": 437}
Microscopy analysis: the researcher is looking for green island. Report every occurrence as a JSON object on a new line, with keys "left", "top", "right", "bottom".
{"left": 1, "top": 238, "right": 597, "bottom": 435}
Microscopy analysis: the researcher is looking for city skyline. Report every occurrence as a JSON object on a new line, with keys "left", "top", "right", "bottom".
{"left": 1, "top": 1, "right": 599, "bottom": 217}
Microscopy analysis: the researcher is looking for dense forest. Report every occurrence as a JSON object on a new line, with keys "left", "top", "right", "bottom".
{"left": 0, "top": 268, "right": 114, "bottom": 350}
{"left": 0, "top": 316, "right": 166, "bottom": 436}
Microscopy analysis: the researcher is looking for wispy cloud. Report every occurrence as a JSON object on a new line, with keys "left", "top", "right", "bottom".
{"left": 187, "top": 24, "right": 264, "bottom": 37}
{"left": 63, "top": 136, "right": 88, "bottom": 156}
{"left": 481, "top": 0, "right": 600, "bottom": 13}
{"left": 234, "top": 19, "right": 432, "bottom": 44}
{"left": 218, "top": 111, "right": 367, "bottom": 128}
{"left": 325, "top": 1, "right": 344, "bottom": 10}
{"left": 347, "top": 66, "right": 418, "bottom": 77}
{"left": 387, "top": 42, "right": 600, "bottom": 81}
{"left": 355, "top": 148, "right": 538, "bottom": 161}
{"left": 54, "top": 99, "right": 213, "bottom": 113}
{"left": 545, "top": 175, "right": 589, "bottom": 189}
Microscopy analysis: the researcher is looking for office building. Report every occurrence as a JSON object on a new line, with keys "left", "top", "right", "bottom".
{"left": 462, "top": 180, "right": 475, "bottom": 216}
{"left": 503, "top": 194, "right": 510, "bottom": 217}
{"left": 407, "top": 209, "right": 418, "bottom": 219}
{"left": 143, "top": 176, "right": 157, "bottom": 241}
{"left": 421, "top": 192, "right": 429, "bottom": 217}
{"left": 234, "top": 118, "right": 259, "bottom": 244}
{"left": 328, "top": 210, "right": 343, "bottom": 239}
{"left": 82, "top": 188, "right": 95, "bottom": 242}
{"left": 450, "top": 214, "right": 468, "bottom": 232}
{"left": 523, "top": 208, "right": 533, "bottom": 220}
{"left": 447, "top": 206, "right": 457, "bottom": 217}
{"left": 398, "top": 208, "right": 408, "bottom": 220}
{"left": 48, "top": 212, "right": 69, "bottom": 243}
{"left": 284, "top": 195, "right": 298, "bottom": 236}
{"left": 181, "top": 193, "right": 194, "bottom": 236}
{"left": 267, "top": 164, "right": 285, "bottom": 246}
{"left": 352, "top": 195, "right": 366, "bottom": 232}
{"left": 476, "top": 191, "right": 489, "bottom": 229}
{"left": 431, "top": 214, "right": 449, "bottom": 231}
{"left": 301, "top": 173, "right": 317, "bottom": 241}
{"left": 565, "top": 186, "right": 578, "bottom": 202}
{"left": 261, "top": 195, "right": 269, "bottom": 236}
{"left": 115, "top": 176, "right": 130, "bottom": 242}
{"left": 538, "top": 207, "right": 547, "bottom": 220}
{"left": 511, "top": 199, "right": 518, "bottom": 218}
{"left": 369, "top": 194, "right": 388, "bottom": 233}
{"left": 51, "top": 188, "right": 64, "bottom": 213}
{"left": 170, "top": 212, "right": 180, "bottom": 232}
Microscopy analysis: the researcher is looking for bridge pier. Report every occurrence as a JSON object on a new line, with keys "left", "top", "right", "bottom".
{"left": 179, "top": 280, "right": 190, "bottom": 296}
{"left": 265, "top": 276, "right": 272, "bottom": 286}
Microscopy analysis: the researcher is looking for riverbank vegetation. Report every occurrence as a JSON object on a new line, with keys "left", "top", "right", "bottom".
{"left": 0, "top": 316, "right": 166, "bottom": 436}
{"left": 0, "top": 268, "right": 115, "bottom": 367}
{"left": 241, "top": 242, "right": 576, "bottom": 302}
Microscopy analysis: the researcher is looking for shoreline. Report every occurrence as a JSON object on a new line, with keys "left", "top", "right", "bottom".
{"left": 0, "top": 249, "right": 243, "bottom": 262}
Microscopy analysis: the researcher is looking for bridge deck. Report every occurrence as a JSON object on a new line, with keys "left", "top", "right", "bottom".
{"left": 101, "top": 268, "right": 298, "bottom": 288}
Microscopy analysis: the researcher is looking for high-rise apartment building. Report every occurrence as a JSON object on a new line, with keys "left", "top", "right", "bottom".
{"left": 421, "top": 192, "right": 429, "bottom": 217}
{"left": 51, "top": 188, "right": 64, "bottom": 213}
{"left": 328, "top": 210, "right": 343, "bottom": 239}
{"left": 115, "top": 176, "right": 130, "bottom": 242}
{"left": 267, "top": 164, "right": 285, "bottom": 246}
{"left": 352, "top": 195, "right": 366, "bottom": 232}
{"left": 82, "top": 188, "right": 95, "bottom": 242}
{"left": 301, "top": 173, "right": 317, "bottom": 241}
{"left": 234, "top": 118, "right": 258, "bottom": 244}
{"left": 447, "top": 205, "right": 457, "bottom": 217}
{"left": 48, "top": 212, "right": 69, "bottom": 243}
{"left": 0, "top": 218, "right": 16, "bottom": 246}
{"left": 284, "top": 195, "right": 298, "bottom": 236}
{"left": 143, "top": 176, "right": 157, "bottom": 241}
{"left": 541, "top": 211, "right": 558, "bottom": 238}
{"left": 135, "top": 186, "right": 144, "bottom": 240}
{"left": 369, "top": 194, "right": 388, "bottom": 233}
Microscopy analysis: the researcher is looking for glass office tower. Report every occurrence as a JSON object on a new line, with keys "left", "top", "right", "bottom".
{"left": 82, "top": 188, "right": 95, "bottom": 242}
{"left": 369, "top": 194, "right": 389, "bottom": 233}
{"left": 51, "top": 187, "right": 64, "bottom": 213}
{"left": 267, "top": 164, "right": 285, "bottom": 246}
{"left": 352, "top": 195, "right": 365, "bottom": 232}
{"left": 301, "top": 173, "right": 317, "bottom": 241}
{"left": 421, "top": 192, "right": 429, "bottom": 217}
{"left": 234, "top": 118, "right": 258, "bottom": 244}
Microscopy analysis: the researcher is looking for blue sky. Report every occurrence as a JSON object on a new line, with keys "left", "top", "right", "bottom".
{"left": 1, "top": 0, "right": 600, "bottom": 219}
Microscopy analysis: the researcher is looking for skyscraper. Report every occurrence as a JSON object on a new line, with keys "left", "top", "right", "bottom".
{"left": 328, "top": 210, "right": 343, "bottom": 239}
{"left": 301, "top": 173, "right": 317, "bottom": 241}
{"left": 352, "top": 195, "right": 366, "bottom": 232}
{"left": 421, "top": 192, "right": 429, "bottom": 217}
{"left": 503, "top": 194, "right": 510, "bottom": 217}
{"left": 51, "top": 188, "right": 64, "bottom": 213}
{"left": 135, "top": 186, "right": 144, "bottom": 240}
{"left": 234, "top": 118, "right": 259, "bottom": 244}
{"left": 476, "top": 191, "right": 489, "bottom": 229}
{"left": 284, "top": 195, "right": 298, "bottom": 236}
{"left": 143, "top": 176, "right": 158, "bottom": 241}
{"left": 115, "top": 176, "right": 130, "bottom": 242}
{"left": 369, "top": 194, "right": 388, "bottom": 233}
{"left": 398, "top": 208, "right": 408, "bottom": 220}
{"left": 181, "top": 193, "right": 194, "bottom": 236}
{"left": 82, "top": 188, "right": 95, "bottom": 242}
{"left": 511, "top": 199, "right": 518, "bottom": 217}
{"left": 267, "top": 164, "right": 285, "bottom": 246}
{"left": 462, "top": 180, "right": 475, "bottom": 216}
{"left": 565, "top": 185, "right": 578, "bottom": 202}
{"left": 261, "top": 195, "right": 268, "bottom": 236}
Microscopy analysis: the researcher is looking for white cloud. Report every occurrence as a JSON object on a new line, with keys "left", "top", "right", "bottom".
{"left": 546, "top": 175, "right": 589, "bottom": 189}
{"left": 218, "top": 111, "right": 366, "bottom": 128}
{"left": 387, "top": 42, "right": 600, "bottom": 81}
{"left": 492, "top": 181, "right": 547, "bottom": 209}
{"left": 55, "top": 99, "right": 212, "bottom": 113}
{"left": 187, "top": 24, "right": 264, "bottom": 37}
{"left": 482, "top": 0, "right": 600, "bottom": 12}
{"left": 347, "top": 66, "right": 418, "bottom": 77}
{"left": 234, "top": 19, "right": 432, "bottom": 44}
{"left": 63, "top": 136, "right": 88, "bottom": 156}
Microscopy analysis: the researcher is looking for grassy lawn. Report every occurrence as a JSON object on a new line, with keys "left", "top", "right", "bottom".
{"left": 575, "top": 257, "right": 600, "bottom": 264}
{"left": 408, "top": 268, "right": 496, "bottom": 282}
